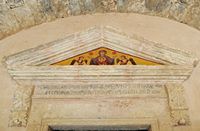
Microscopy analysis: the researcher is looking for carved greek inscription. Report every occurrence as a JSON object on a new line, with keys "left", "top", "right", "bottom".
{"left": 33, "top": 84, "right": 167, "bottom": 98}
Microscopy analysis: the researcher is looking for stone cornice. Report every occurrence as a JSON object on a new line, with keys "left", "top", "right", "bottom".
{"left": 8, "top": 65, "right": 193, "bottom": 85}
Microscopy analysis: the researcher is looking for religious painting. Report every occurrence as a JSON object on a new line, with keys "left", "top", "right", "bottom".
{"left": 52, "top": 47, "right": 162, "bottom": 66}
{"left": 90, "top": 50, "right": 114, "bottom": 65}
{"left": 70, "top": 56, "right": 88, "bottom": 65}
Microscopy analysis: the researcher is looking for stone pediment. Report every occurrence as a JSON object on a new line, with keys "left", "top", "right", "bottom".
{"left": 4, "top": 26, "right": 198, "bottom": 84}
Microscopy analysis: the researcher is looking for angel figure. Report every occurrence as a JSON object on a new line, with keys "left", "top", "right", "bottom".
{"left": 116, "top": 55, "right": 136, "bottom": 65}
{"left": 70, "top": 56, "right": 87, "bottom": 65}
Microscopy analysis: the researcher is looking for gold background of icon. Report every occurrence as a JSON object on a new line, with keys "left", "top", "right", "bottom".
{"left": 52, "top": 47, "right": 161, "bottom": 65}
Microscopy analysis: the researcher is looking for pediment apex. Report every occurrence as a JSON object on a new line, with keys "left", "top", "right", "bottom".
{"left": 5, "top": 26, "right": 199, "bottom": 67}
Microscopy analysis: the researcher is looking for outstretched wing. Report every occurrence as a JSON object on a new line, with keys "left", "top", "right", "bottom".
{"left": 129, "top": 58, "right": 136, "bottom": 65}
{"left": 70, "top": 60, "right": 76, "bottom": 65}
{"left": 116, "top": 58, "right": 120, "bottom": 64}
{"left": 90, "top": 58, "right": 96, "bottom": 65}
{"left": 84, "top": 60, "right": 88, "bottom": 64}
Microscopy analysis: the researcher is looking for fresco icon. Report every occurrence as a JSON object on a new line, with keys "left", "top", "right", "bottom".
{"left": 52, "top": 47, "right": 161, "bottom": 66}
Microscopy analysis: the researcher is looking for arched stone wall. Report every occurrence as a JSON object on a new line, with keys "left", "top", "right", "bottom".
{"left": 0, "top": 0, "right": 200, "bottom": 40}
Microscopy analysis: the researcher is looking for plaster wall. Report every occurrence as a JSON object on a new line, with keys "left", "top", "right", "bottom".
{"left": 0, "top": 13, "right": 200, "bottom": 131}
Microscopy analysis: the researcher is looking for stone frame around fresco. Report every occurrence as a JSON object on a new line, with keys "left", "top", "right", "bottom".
{"left": 4, "top": 26, "right": 199, "bottom": 129}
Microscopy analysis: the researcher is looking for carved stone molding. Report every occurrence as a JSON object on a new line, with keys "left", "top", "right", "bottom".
{"left": 9, "top": 86, "right": 34, "bottom": 127}
{"left": 170, "top": 110, "right": 190, "bottom": 126}
{"left": 166, "top": 84, "right": 190, "bottom": 126}
{"left": 7, "top": 65, "right": 193, "bottom": 85}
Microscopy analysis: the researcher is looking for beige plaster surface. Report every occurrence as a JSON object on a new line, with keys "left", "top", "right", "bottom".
{"left": 0, "top": 13, "right": 200, "bottom": 131}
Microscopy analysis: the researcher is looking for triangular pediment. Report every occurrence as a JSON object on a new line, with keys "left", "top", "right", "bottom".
{"left": 4, "top": 26, "right": 199, "bottom": 85}
{"left": 5, "top": 26, "right": 198, "bottom": 68}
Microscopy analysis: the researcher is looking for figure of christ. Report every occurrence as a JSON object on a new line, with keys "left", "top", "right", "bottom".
{"left": 90, "top": 50, "right": 114, "bottom": 65}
